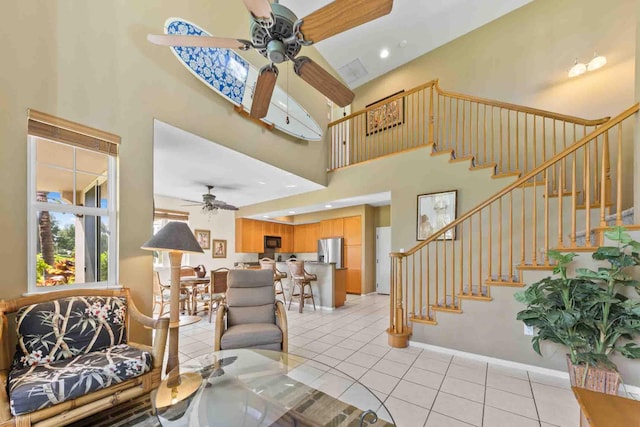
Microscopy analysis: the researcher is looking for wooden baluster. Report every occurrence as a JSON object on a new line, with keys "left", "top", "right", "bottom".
{"left": 509, "top": 192, "right": 513, "bottom": 278}
{"left": 552, "top": 120, "right": 557, "bottom": 193}
{"left": 615, "top": 125, "right": 623, "bottom": 225}
{"left": 521, "top": 183, "right": 526, "bottom": 266}
{"left": 448, "top": 97, "right": 453, "bottom": 151}
{"left": 544, "top": 169, "right": 549, "bottom": 265}
{"left": 584, "top": 146, "right": 591, "bottom": 248}
{"left": 604, "top": 130, "right": 612, "bottom": 208}
{"left": 443, "top": 238, "right": 448, "bottom": 307}
{"left": 532, "top": 178, "right": 537, "bottom": 265}
{"left": 428, "top": 85, "right": 439, "bottom": 144}
{"left": 499, "top": 108, "right": 504, "bottom": 172}
{"left": 395, "top": 257, "right": 403, "bottom": 334}
{"left": 435, "top": 240, "right": 439, "bottom": 308}
{"left": 488, "top": 204, "right": 493, "bottom": 280}
{"left": 404, "top": 256, "right": 408, "bottom": 326}
{"left": 516, "top": 112, "right": 520, "bottom": 171}
{"left": 418, "top": 250, "right": 423, "bottom": 319}
{"left": 542, "top": 118, "right": 546, "bottom": 165}
{"left": 498, "top": 198, "right": 503, "bottom": 279}
{"left": 412, "top": 253, "right": 416, "bottom": 318}
{"left": 491, "top": 107, "right": 495, "bottom": 169}
{"left": 476, "top": 103, "right": 480, "bottom": 165}
{"left": 436, "top": 94, "right": 441, "bottom": 147}
{"left": 413, "top": 91, "right": 418, "bottom": 149}
{"left": 524, "top": 114, "right": 528, "bottom": 173}
{"left": 563, "top": 122, "right": 568, "bottom": 190}
{"left": 507, "top": 110, "right": 511, "bottom": 172}
{"left": 482, "top": 104, "right": 487, "bottom": 164}
{"left": 533, "top": 115, "right": 537, "bottom": 170}
{"left": 462, "top": 100, "right": 466, "bottom": 156}
{"left": 593, "top": 135, "right": 599, "bottom": 204}
{"left": 425, "top": 247, "right": 430, "bottom": 319}
{"left": 478, "top": 211, "right": 483, "bottom": 284}
{"left": 455, "top": 98, "right": 460, "bottom": 156}
{"left": 468, "top": 219, "right": 472, "bottom": 296}
{"left": 558, "top": 158, "right": 564, "bottom": 248}
{"left": 571, "top": 152, "right": 577, "bottom": 246}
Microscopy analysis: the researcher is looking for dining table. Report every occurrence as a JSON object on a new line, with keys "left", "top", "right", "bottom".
{"left": 180, "top": 276, "right": 211, "bottom": 316}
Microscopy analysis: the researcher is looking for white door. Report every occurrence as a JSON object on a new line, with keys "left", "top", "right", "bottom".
{"left": 376, "top": 227, "right": 391, "bottom": 294}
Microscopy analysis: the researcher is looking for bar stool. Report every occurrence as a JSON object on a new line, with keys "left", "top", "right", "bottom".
{"left": 259, "top": 257, "right": 287, "bottom": 304}
{"left": 286, "top": 259, "right": 316, "bottom": 313}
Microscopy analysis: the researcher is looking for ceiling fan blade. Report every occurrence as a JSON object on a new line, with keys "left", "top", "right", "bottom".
{"left": 219, "top": 204, "right": 239, "bottom": 211}
{"left": 147, "top": 34, "right": 252, "bottom": 50}
{"left": 294, "top": 57, "right": 354, "bottom": 107}
{"left": 250, "top": 64, "right": 278, "bottom": 119}
{"left": 241, "top": 0, "right": 274, "bottom": 26}
{"left": 298, "top": 0, "right": 393, "bottom": 44}
{"left": 181, "top": 203, "right": 204, "bottom": 207}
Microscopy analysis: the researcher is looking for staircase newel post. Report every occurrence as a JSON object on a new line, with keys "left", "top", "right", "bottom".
{"left": 428, "top": 84, "right": 435, "bottom": 145}
{"left": 388, "top": 253, "right": 411, "bottom": 348}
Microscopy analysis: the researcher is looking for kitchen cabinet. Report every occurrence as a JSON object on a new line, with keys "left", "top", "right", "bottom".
{"left": 334, "top": 269, "right": 347, "bottom": 308}
{"left": 235, "top": 218, "right": 263, "bottom": 253}
{"left": 344, "top": 244, "right": 362, "bottom": 294}
{"left": 320, "top": 218, "right": 344, "bottom": 238}
{"left": 278, "top": 224, "right": 294, "bottom": 253}
{"left": 293, "top": 223, "right": 319, "bottom": 253}
{"left": 343, "top": 216, "right": 361, "bottom": 245}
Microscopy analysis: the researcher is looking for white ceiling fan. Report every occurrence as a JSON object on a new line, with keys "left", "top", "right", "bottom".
{"left": 182, "top": 185, "right": 239, "bottom": 214}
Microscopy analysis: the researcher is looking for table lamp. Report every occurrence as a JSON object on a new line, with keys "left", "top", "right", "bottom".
{"left": 141, "top": 221, "right": 203, "bottom": 374}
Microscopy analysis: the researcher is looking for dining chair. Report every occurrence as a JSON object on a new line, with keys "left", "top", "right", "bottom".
{"left": 259, "top": 257, "right": 287, "bottom": 305}
{"left": 197, "top": 268, "right": 230, "bottom": 322}
{"left": 152, "top": 271, "right": 190, "bottom": 317}
{"left": 285, "top": 260, "right": 317, "bottom": 313}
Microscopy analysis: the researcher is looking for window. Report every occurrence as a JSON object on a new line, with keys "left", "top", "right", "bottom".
{"left": 27, "top": 110, "right": 119, "bottom": 292}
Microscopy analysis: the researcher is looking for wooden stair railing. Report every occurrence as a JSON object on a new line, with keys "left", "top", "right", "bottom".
{"left": 328, "top": 80, "right": 610, "bottom": 180}
{"left": 387, "top": 103, "right": 639, "bottom": 348}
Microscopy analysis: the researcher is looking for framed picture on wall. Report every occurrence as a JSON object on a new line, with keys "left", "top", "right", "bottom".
{"left": 365, "top": 90, "right": 405, "bottom": 136}
{"left": 417, "top": 190, "right": 457, "bottom": 241}
{"left": 194, "top": 229, "right": 210, "bottom": 249}
{"left": 212, "top": 239, "right": 227, "bottom": 258}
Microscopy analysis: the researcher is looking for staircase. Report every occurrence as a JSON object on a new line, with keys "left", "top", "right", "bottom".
{"left": 387, "top": 104, "right": 639, "bottom": 347}
{"left": 326, "top": 80, "right": 639, "bottom": 348}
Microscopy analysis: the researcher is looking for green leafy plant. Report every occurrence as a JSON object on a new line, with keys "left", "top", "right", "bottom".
{"left": 516, "top": 226, "right": 640, "bottom": 369}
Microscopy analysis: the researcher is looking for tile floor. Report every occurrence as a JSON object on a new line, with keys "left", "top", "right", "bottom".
{"left": 176, "top": 294, "right": 581, "bottom": 427}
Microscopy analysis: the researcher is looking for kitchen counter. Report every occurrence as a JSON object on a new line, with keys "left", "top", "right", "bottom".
{"left": 276, "top": 262, "right": 346, "bottom": 309}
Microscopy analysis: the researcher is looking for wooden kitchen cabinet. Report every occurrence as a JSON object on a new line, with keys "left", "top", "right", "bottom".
{"left": 235, "top": 218, "right": 263, "bottom": 253}
{"left": 343, "top": 216, "right": 361, "bottom": 245}
{"left": 278, "top": 224, "right": 294, "bottom": 253}
{"left": 320, "top": 218, "right": 344, "bottom": 238}
{"left": 293, "top": 223, "right": 319, "bottom": 253}
{"left": 344, "top": 244, "right": 362, "bottom": 294}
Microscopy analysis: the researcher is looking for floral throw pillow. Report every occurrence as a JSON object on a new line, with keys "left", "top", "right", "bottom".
{"left": 12, "top": 296, "right": 127, "bottom": 369}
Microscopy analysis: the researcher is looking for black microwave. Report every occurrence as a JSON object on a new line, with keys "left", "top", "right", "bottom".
{"left": 264, "top": 235, "right": 282, "bottom": 249}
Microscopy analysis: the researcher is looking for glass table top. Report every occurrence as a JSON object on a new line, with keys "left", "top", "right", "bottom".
{"left": 153, "top": 349, "right": 395, "bottom": 427}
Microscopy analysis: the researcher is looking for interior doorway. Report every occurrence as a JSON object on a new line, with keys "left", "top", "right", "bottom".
{"left": 376, "top": 226, "right": 391, "bottom": 294}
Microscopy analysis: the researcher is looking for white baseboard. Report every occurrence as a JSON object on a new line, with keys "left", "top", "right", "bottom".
{"left": 408, "top": 340, "right": 640, "bottom": 396}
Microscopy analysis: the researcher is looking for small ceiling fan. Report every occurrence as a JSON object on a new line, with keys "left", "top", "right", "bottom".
{"left": 183, "top": 185, "right": 239, "bottom": 213}
{"left": 148, "top": 0, "right": 393, "bottom": 119}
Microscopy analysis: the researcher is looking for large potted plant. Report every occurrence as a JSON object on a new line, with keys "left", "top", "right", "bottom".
{"left": 515, "top": 226, "right": 640, "bottom": 394}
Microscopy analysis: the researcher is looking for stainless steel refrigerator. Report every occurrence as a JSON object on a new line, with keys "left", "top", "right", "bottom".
{"left": 317, "top": 237, "right": 344, "bottom": 268}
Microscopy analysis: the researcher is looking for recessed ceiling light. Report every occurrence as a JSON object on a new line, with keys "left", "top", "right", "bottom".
{"left": 258, "top": 181, "right": 266, "bottom": 185}
{"left": 325, "top": 204, "right": 333, "bottom": 208}
{"left": 398, "top": 40, "right": 408, "bottom": 48}
{"left": 286, "top": 184, "right": 297, "bottom": 188}
{"left": 262, "top": 215, "right": 270, "bottom": 218}
{"left": 379, "top": 49, "right": 389, "bottom": 59}
{"left": 288, "top": 211, "right": 296, "bottom": 214}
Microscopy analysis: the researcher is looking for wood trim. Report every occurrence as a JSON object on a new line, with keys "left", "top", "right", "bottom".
{"left": 154, "top": 208, "right": 189, "bottom": 222}
{"left": 28, "top": 109, "right": 120, "bottom": 156}
{"left": 233, "top": 105, "right": 275, "bottom": 131}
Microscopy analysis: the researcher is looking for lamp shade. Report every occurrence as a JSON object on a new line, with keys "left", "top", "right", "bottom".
{"left": 141, "top": 221, "right": 204, "bottom": 254}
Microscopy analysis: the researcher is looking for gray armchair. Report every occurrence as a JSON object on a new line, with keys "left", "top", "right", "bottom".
{"left": 214, "top": 269, "right": 288, "bottom": 353}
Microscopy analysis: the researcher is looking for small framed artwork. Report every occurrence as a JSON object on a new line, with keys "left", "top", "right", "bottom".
{"left": 417, "top": 190, "right": 458, "bottom": 241}
{"left": 365, "top": 90, "right": 405, "bottom": 135}
{"left": 212, "top": 239, "right": 227, "bottom": 258}
{"left": 194, "top": 229, "right": 211, "bottom": 249}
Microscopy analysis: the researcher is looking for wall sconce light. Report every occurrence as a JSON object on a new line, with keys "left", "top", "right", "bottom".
{"left": 568, "top": 52, "right": 606, "bottom": 78}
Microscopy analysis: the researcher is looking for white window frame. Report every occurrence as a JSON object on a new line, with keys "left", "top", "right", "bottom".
{"left": 27, "top": 136, "right": 119, "bottom": 293}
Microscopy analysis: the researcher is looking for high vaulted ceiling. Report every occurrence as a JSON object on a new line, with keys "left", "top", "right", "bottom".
{"left": 279, "top": 0, "right": 533, "bottom": 88}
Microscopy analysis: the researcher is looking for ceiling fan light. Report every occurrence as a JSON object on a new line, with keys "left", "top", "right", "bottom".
{"left": 587, "top": 54, "right": 607, "bottom": 71}
{"left": 568, "top": 60, "right": 587, "bottom": 78}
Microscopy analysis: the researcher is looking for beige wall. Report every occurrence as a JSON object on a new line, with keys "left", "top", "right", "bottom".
{"left": 0, "top": 0, "right": 336, "bottom": 343}
{"left": 373, "top": 206, "right": 391, "bottom": 228}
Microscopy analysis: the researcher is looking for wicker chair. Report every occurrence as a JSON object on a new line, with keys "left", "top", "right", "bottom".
{"left": 193, "top": 268, "right": 229, "bottom": 323}
{"left": 259, "top": 257, "right": 287, "bottom": 304}
{"left": 152, "top": 271, "right": 190, "bottom": 317}
{"left": 286, "top": 260, "right": 317, "bottom": 313}
{"left": 0, "top": 288, "right": 168, "bottom": 427}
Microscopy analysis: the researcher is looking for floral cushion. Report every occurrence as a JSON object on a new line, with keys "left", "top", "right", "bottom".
{"left": 12, "top": 296, "right": 127, "bottom": 370}
{"left": 8, "top": 344, "right": 151, "bottom": 416}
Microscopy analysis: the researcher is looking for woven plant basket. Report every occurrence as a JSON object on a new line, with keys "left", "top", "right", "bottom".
{"left": 566, "top": 355, "right": 621, "bottom": 395}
